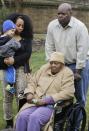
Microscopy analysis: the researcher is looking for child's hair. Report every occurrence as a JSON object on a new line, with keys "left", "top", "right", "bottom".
{"left": 3, "top": 20, "right": 16, "bottom": 33}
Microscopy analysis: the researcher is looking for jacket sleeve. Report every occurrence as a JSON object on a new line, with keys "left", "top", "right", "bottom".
{"left": 24, "top": 64, "right": 48, "bottom": 95}
{"left": 0, "top": 57, "right": 8, "bottom": 69}
{"left": 76, "top": 24, "right": 89, "bottom": 69}
{"left": 51, "top": 68, "right": 75, "bottom": 102}
{"left": 14, "top": 39, "right": 32, "bottom": 67}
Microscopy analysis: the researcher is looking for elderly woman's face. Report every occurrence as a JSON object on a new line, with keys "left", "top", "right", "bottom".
{"left": 50, "top": 61, "right": 63, "bottom": 75}
{"left": 15, "top": 18, "right": 24, "bottom": 34}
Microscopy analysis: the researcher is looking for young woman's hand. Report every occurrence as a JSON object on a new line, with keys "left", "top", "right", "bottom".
{"left": 4, "top": 57, "right": 14, "bottom": 65}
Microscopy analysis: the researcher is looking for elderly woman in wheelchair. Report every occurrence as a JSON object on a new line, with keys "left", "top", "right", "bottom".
{"left": 15, "top": 52, "right": 75, "bottom": 131}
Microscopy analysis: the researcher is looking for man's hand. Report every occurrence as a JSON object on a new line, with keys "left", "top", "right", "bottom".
{"left": 74, "top": 69, "right": 82, "bottom": 81}
{"left": 26, "top": 93, "right": 34, "bottom": 103}
{"left": 4, "top": 57, "right": 14, "bottom": 65}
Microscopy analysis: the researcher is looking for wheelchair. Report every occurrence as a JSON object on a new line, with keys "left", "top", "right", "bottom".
{"left": 53, "top": 99, "right": 86, "bottom": 131}
{"left": 18, "top": 98, "right": 86, "bottom": 131}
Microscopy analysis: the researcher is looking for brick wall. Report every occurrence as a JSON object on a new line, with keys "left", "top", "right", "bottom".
{"left": 1, "top": 1, "right": 89, "bottom": 33}
{"left": 22, "top": 5, "right": 89, "bottom": 33}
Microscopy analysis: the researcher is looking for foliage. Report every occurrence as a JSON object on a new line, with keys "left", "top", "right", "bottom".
{"left": 0, "top": 7, "right": 10, "bottom": 30}
{"left": 30, "top": 50, "right": 46, "bottom": 72}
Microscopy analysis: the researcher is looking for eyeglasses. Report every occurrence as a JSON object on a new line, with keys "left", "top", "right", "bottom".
{"left": 50, "top": 61, "right": 60, "bottom": 65}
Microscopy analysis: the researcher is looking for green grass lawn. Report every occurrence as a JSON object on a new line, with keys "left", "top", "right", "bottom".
{"left": 0, "top": 49, "right": 89, "bottom": 130}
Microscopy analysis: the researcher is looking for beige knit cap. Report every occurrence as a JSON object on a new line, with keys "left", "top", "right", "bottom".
{"left": 49, "top": 52, "right": 65, "bottom": 64}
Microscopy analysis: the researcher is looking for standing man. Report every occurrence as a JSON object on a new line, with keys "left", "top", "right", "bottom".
{"left": 45, "top": 3, "right": 89, "bottom": 107}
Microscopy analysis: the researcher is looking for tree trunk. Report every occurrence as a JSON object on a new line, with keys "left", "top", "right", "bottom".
{"left": 1, "top": 0, "right": 6, "bottom": 7}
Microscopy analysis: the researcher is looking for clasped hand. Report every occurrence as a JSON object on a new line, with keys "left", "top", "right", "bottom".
{"left": 26, "top": 93, "right": 46, "bottom": 106}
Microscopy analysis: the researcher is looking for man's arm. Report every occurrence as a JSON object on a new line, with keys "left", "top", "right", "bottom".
{"left": 74, "top": 24, "right": 89, "bottom": 80}
{"left": 45, "top": 23, "right": 56, "bottom": 61}
{"left": 76, "top": 24, "right": 89, "bottom": 69}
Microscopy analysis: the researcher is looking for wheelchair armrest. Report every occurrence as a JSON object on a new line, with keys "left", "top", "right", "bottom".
{"left": 54, "top": 99, "right": 73, "bottom": 109}
{"left": 53, "top": 99, "right": 73, "bottom": 129}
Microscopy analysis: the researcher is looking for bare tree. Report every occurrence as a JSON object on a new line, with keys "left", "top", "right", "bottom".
{"left": 0, "top": 0, "right": 10, "bottom": 26}
{"left": 14, "top": 0, "right": 23, "bottom": 7}
{"left": 80, "top": 0, "right": 89, "bottom": 4}
{"left": 1, "top": 0, "right": 6, "bottom": 7}
{"left": 14, "top": 0, "right": 24, "bottom": 12}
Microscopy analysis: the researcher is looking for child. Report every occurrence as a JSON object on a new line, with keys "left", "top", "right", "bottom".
{"left": 0, "top": 20, "right": 21, "bottom": 94}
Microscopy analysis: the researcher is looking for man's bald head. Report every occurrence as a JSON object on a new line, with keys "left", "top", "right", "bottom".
{"left": 57, "top": 3, "right": 72, "bottom": 27}
{"left": 58, "top": 3, "right": 72, "bottom": 12}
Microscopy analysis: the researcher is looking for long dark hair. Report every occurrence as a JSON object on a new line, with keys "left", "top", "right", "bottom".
{"left": 6, "top": 13, "right": 33, "bottom": 40}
